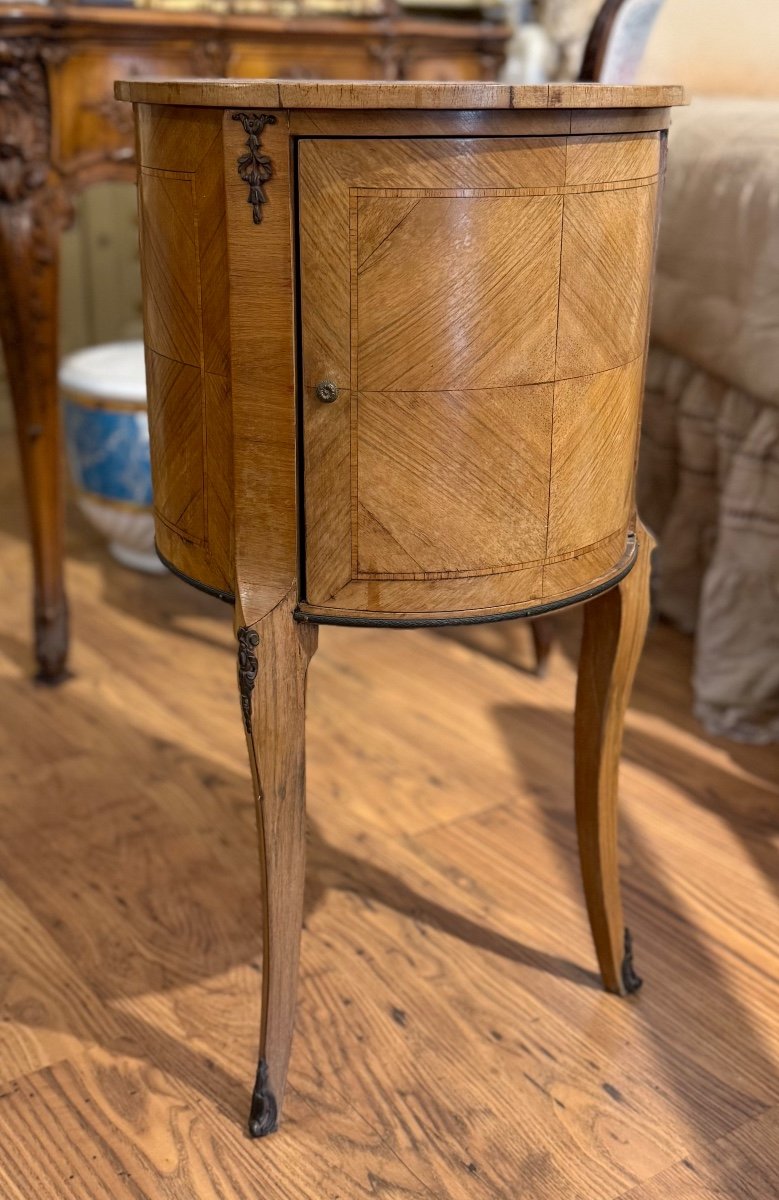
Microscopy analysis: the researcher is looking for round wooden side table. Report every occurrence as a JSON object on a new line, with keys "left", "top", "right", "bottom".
{"left": 117, "top": 77, "right": 685, "bottom": 1138}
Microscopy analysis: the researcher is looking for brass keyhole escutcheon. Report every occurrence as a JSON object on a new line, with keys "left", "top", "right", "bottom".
{"left": 315, "top": 380, "right": 338, "bottom": 404}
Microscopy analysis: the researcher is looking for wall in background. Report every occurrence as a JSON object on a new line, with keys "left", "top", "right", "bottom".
{"left": 60, "top": 183, "right": 143, "bottom": 352}
{"left": 638, "top": 0, "right": 779, "bottom": 97}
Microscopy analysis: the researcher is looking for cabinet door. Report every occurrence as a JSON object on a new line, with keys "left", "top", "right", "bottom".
{"left": 298, "top": 134, "right": 658, "bottom": 618}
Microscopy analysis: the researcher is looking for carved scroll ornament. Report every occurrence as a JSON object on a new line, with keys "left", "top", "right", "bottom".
{"left": 237, "top": 625, "right": 260, "bottom": 734}
{"left": 232, "top": 111, "right": 277, "bottom": 225}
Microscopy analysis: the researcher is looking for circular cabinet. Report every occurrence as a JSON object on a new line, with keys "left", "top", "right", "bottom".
{"left": 119, "top": 78, "right": 684, "bottom": 1140}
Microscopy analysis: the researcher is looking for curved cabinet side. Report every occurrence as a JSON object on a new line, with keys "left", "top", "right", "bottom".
{"left": 135, "top": 103, "right": 234, "bottom": 597}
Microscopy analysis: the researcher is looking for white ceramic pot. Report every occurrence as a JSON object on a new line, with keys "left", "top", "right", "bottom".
{"left": 60, "top": 341, "right": 165, "bottom": 575}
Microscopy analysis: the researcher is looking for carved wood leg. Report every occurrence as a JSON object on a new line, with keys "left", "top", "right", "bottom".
{"left": 0, "top": 188, "right": 69, "bottom": 681}
{"left": 574, "top": 523, "right": 655, "bottom": 996}
{"left": 530, "top": 616, "right": 554, "bottom": 678}
{"left": 237, "top": 591, "right": 318, "bottom": 1137}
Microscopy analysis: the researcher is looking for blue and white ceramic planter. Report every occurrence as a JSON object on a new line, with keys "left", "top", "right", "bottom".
{"left": 60, "top": 341, "right": 165, "bottom": 574}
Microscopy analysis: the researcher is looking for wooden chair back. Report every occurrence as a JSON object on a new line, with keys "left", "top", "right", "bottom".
{"left": 579, "top": 0, "right": 666, "bottom": 82}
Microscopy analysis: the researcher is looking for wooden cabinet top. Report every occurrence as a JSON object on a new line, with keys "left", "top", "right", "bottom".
{"left": 116, "top": 78, "right": 685, "bottom": 110}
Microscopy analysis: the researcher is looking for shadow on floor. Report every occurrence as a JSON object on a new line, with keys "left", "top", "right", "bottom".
{"left": 493, "top": 696, "right": 779, "bottom": 1168}
{"left": 0, "top": 655, "right": 595, "bottom": 1136}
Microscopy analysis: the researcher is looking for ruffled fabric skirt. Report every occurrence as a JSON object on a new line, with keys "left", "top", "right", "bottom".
{"left": 638, "top": 347, "right": 779, "bottom": 744}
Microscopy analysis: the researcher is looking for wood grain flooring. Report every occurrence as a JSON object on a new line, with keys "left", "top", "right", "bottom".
{"left": 0, "top": 429, "right": 777, "bottom": 1199}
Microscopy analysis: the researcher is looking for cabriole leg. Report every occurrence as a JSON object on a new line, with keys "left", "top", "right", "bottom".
{"left": 530, "top": 616, "right": 554, "bottom": 677}
{"left": 0, "top": 190, "right": 69, "bottom": 681}
{"left": 574, "top": 523, "right": 655, "bottom": 995}
{"left": 236, "top": 591, "right": 318, "bottom": 1137}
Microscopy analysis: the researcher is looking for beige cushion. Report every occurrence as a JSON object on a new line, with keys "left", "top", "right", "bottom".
{"left": 653, "top": 99, "right": 779, "bottom": 409}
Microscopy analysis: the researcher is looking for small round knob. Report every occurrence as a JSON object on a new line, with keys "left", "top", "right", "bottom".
{"left": 315, "top": 380, "right": 338, "bottom": 404}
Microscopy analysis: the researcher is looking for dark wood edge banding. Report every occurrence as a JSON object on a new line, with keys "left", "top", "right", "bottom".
{"left": 155, "top": 543, "right": 236, "bottom": 604}
{"left": 154, "top": 537, "right": 639, "bottom": 626}
{"left": 295, "top": 536, "right": 638, "bottom": 628}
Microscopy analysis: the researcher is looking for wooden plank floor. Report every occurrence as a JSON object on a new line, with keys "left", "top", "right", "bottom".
{"left": 0, "top": 430, "right": 777, "bottom": 1199}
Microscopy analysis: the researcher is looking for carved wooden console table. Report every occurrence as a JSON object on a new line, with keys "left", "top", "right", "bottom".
{"left": 118, "top": 77, "right": 684, "bottom": 1137}
{"left": 0, "top": 5, "right": 509, "bottom": 681}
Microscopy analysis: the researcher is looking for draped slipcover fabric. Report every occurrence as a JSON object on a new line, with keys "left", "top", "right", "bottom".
{"left": 637, "top": 99, "right": 779, "bottom": 742}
